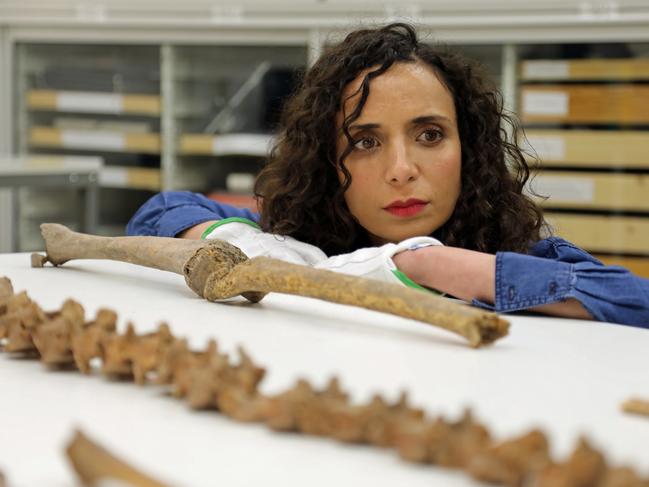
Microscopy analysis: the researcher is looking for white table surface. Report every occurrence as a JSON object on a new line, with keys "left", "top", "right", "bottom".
{"left": 1, "top": 252, "right": 648, "bottom": 486}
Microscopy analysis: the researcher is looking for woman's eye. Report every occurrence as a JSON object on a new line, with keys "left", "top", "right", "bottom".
{"left": 353, "top": 137, "right": 378, "bottom": 151}
{"left": 417, "top": 129, "right": 443, "bottom": 144}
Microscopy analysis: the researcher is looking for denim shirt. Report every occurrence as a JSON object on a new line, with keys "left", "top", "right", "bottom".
{"left": 127, "top": 191, "right": 649, "bottom": 328}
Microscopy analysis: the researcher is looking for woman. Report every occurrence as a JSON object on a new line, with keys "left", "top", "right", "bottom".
{"left": 127, "top": 23, "right": 649, "bottom": 327}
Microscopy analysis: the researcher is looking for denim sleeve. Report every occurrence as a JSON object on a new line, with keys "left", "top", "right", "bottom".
{"left": 473, "top": 237, "right": 649, "bottom": 328}
{"left": 126, "top": 191, "right": 260, "bottom": 237}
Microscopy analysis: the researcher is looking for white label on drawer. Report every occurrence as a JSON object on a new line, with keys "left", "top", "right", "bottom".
{"left": 523, "top": 61, "right": 569, "bottom": 79}
{"left": 530, "top": 176, "right": 595, "bottom": 203}
{"left": 61, "top": 130, "right": 126, "bottom": 151}
{"left": 99, "top": 167, "right": 129, "bottom": 187}
{"left": 226, "top": 172, "right": 255, "bottom": 192}
{"left": 522, "top": 91, "right": 569, "bottom": 116}
{"left": 57, "top": 92, "right": 124, "bottom": 114}
{"left": 524, "top": 135, "right": 566, "bottom": 160}
{"left": 212, "top": 134, "right": 273, "bottom": 156}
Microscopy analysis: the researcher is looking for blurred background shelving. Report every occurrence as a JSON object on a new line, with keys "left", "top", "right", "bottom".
{"left": 1, "top": 0, "right": 648, "bottom": 277}
{"left": 519, "top": 46, "right": 649, "bottom": 277}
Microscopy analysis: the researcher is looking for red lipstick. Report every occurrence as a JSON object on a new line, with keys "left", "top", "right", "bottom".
{"left": 384, "top": 198, "right": 428, "bottom": 217}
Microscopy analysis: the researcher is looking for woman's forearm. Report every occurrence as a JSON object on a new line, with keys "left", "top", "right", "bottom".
{"left": 178, "top": 221, "right": 218, "bottom": 240}
{"left": 393, "top": 246, "right": 592, "bottom": 320}
{"left": 394, "top": 246, "right": 496, "bottom": 303}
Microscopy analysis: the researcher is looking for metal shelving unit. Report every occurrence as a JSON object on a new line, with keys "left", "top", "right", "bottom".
{"left": 11, "top": 42, "right": 161, "bottom": 249}
{"left": 1, "top": 1, "right": 649, "bottom": 253}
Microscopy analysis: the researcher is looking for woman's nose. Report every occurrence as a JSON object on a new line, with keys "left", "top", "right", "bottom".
{"left": 385, "top": 141, "right": 419, "bottom": 185}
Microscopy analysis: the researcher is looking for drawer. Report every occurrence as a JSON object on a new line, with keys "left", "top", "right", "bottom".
{"left": 30, "top": 127, "right": 161, "bottom": 154}
{"left": 521, "top": 59, "right": 649, "bottom": 81}
{"left": 529, "top": 172, "right": 649, "bottom": 211}
{"left": 546, "top": 213, "right": 649, "bottom": 255}
{"left": 27, "top": 90, "right": 160, "bottom": 116}
{"left": 520, "top": 85, "right": 649, "bottom": 124}
{"left": 522, "top": 130, "right": 649, "bottom": 168}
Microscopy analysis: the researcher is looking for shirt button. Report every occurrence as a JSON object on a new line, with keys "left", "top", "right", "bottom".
{"left": 508, "top": 285, "right": 516, "bottom": 301}
{"left": 548, "top": 281, "right": 557, "bottom": 295}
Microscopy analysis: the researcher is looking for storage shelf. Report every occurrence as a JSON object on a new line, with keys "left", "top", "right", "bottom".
{"left": 523, "top": 55, "right": 649, "bottom": 270}
{"left": 530, "top": 172, "right": 649, "bottom": 211}
{"left": 546, "top": 213, "right": 649, "bottom": 255}
{"left": 27, "top": 90, "right": 161, "bottom": 116}
{"left": 99, "top": 166, "right": 161, "bottom": 191}
{"left": 523, "top": 129, "right": 649, "bottom": 168}
{"left": 179, "top": 133, "right": 273, "bottom": 156}
{"left": 29, "top": 126, "right": 161, "bottom": 154}
{"left": 521, "top": 59, "right": 649, "bottom": 81}
{"left": 520, "top": 85, "right": 649, "bottom": 124}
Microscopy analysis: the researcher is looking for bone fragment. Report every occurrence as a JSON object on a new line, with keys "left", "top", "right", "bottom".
{"left": 0, "top": 277, "right": 13, "bottom": 299}
{"left": 621, "top": 397, "right": 649, "bottom": 418}
{"left": 66, "top": 429, "right": 173, "bottom": 487}
{"left": 468, "top": 429, "right": 551, "bottom": 486}
{"left": 38, "top": 223, "right": 509, "bottom": 348}
{"left": 534, "top": 437, "right": 607, "bottom": 487}
{"left": 2, "top": 292, "right": 47, "bottom": 354}
{"left": 32, "top": 299, "right": 85, "bottom": 366}
{"left": 72, "top": 309, "right": 117, "bottom": 373}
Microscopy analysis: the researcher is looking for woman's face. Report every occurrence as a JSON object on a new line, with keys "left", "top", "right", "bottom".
{"left": 336, "top": 61, "right": 462, "bottom": 244}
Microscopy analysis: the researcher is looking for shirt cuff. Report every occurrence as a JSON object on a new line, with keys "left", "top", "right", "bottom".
{"left": 473, "top": 251, "right": 576, "bottom": 313}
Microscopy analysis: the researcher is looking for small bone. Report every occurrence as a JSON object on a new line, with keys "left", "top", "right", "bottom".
{"left": 66, "top": 429, "right": 173, "bottom": 487}
{"left": 184, "top": 350, "right": 230, "bottom": 410}
{"left": 432, "top": 410, "right": 492, "bottom": 468}
{"left": 102, "top": 323, "right": 138, "bottom": 379}
{"left": 534, "top": 437, "right": 607, "bottom": 487}
{"left": 621, "top": 397, "right": 649, "bottom": 418}
{"left": 157, "top": 340, "right": 218, "bottom": 399}
{"left": 468, "top": 429, "right": 551, "bottom": 487}
{"left": 263, "top": 379, "right": 316, "bottom": 432}
{"left": 72, "top": 308, "right": 117, "bottom": 374}
{"left": 32, "top": 299, "right": 85, "bottom": 367}
{"left": 130, "top": 323, "right": 176, "bottom": 385}
{"left": 3, "top": 292, "right": 47, "bottom": 354}
{"left": 293, "top": 377, "right": 350, "bottom": 437}
{"left": 0, "top": 277, "right": 13, "bottom": 300}
{"left": 30, "top": 253, "right": 47, "bottom": 268}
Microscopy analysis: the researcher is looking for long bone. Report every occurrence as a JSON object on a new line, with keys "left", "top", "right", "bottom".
{"left": 36, "top": 223, "right": 509, "bottom": 347}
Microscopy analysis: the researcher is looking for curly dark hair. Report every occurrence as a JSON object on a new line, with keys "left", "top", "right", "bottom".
{"left": 254, "top": 22, "right": 546, "bottom": 256}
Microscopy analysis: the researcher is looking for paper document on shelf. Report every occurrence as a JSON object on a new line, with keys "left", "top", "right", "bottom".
{"left": 524, "top": 135, "right": 566, "bottom": 160}
{"left": 61, "top": 130, "right": 126, "bottom": 151}
{"left": 211, "top": 134, "right": 273, "bottom": 156}
{"left": 522, "top": 91, "right": 569, "bottom": 116}
{"left": 529, "top": 176, "right": 595, "bottom": 204}
{"left": 57, "top": 91, "right": 124, "bottom": 114}
{"left": 523, "top": 61, "right": 570, "bottom": 79}
{"left": 99, "top": 167, "right": 129, "bottom": 187}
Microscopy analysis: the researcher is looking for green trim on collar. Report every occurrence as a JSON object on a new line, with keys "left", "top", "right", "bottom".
{"left": 201, "top": 217, "right": 261, "bottom": 240}
{"left": 392, "top": 269, "right": 443, "bottom": 296}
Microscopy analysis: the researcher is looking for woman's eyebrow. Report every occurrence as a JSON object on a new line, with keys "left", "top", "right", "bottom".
{"left": 411, "top": 114, "right": 452, "bottom": 125}
{"left": 347, "top": 122, "right": 380, "bottom": 132}
{"left": 348, "top": 115, "right": 452, "bottom": 132}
